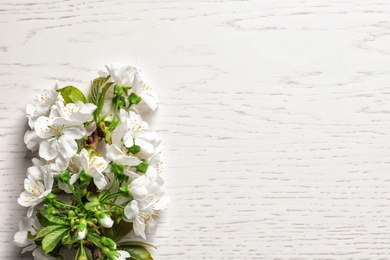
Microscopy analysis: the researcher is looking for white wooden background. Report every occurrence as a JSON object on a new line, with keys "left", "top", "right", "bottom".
{"left": 1, "top": 0, "right": 390, "bottom": 258}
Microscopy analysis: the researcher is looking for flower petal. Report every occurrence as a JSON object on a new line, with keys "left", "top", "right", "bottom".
{"left": 27, "top": 166, "right": 44, "bottom": 181}
{"left": 135, "top": 138, "right": 154, "bottom": 155}
{"left": 43, "top": 172, "right": 54, "bottom": 190}
{"left": 133, "top": 217, "right": 146, "bottom": 239}
{"left": 90, "top": 168, "right": 107, "bottom": 190}
{"left": 57, "top": 135, "right": 77, "bottom": 159}
{"left": 24, "top": 130, "right": 41, "bottom": 152}
{"left": 146, "top": 218, "right": 158, "bottom": 235}
{"left": 79, "top": 149, "right": 89, "bottom": 171}
{"left": 124, "top": 200, "right": 139, "bottom": 221}
{"left": 27, "top": 206, "right": 35, "bottom": 218}
{"left": 39, "top": 138, "right": 58, "bottom": 161}
{"left": 34, "top": 116, "right": 54, "bottom": 139}
{"left": 14, "top": 231, "right": 30, "bottom": 247}
{"left": 141, "top": 91, "right": 159, "bottom": 111}
{"left": 55, "top": 154, "right": 70, "bottom": 171}
{"left": 61, "top": 122, "right": 86, "bottom": 139}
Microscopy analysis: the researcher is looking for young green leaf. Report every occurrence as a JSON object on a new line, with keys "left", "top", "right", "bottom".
{"left": 38, "top": 210, "right": 68, "bottom": 226}
{"left": 57, "top": 86, "right": 87, "bottom": 103}
{"left": 42, "top": 227, "right": 68, "bottom": 253}
{"left": 35, "top": 225, "right": 66, "bottom": 240}
{"left": 62, "top": 229, "right": 79, "bottom": 246}
{"left": 94, "top": 82, "right": 114, "bottom": 120}
{"left": 89, "top": 76, "right": 108, "bottom": 104}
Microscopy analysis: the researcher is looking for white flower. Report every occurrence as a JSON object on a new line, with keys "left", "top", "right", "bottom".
{"left": 57, "top": 154, "right": 82, "bottom": 193}
{"left": 32, "top": 246, "right": 57, "bottom": 260}
{"left": 113, "top": 250, "right": 131, "bottom": 260}
{"left": 124, "top": 168, "right": 169, "bottom": 239}
{"left": 130, "top": 167, "right": 164, "bottom": 202}
{"left": 26, "top": 84, "right": 60, "bottom": 128}
{"left": 119, "top": 109, "right": 159, "bottom": 157}
{"left": 124, "top": 199, "right": 168, "bottom": 239}
{"left": 105, "top": 64, "right": 159, "bottom": 111}
{"left": 79, "top": 149, "right": 108, "bottom": 190}
{"left": 18, "top": 172, "right": 53, "bottom": 217}
{"left": 106, "top": 143, "right": 141, "bottom": 166}
{"left": 26, "top": 158, "right": 47, "bottom": 180}
{"left": 55, "top": 101, "right": 96, "bottom": 123}
{"left": 34, "top": 116, "right": 85, "bottom": 161}
{"left": 13, "top": 217, "right": 38, "bottom": 253}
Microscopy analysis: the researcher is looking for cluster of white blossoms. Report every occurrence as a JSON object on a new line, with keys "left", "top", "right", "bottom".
{"left": 14, "top": 65, "right": 168, "bottom": 260}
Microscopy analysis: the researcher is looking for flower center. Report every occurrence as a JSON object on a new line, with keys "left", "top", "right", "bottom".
{"left": 27, "top": 180, "right": 44, "bottom": 197}
{"left": 34, "top": 91, "right": 50, "bottom": 105}
{"left": 62, "top": 104, "right": 82, "bottom": 118}
{"left": 142, "top": 83, "right": 152, "bottom": 91}
{"left": 48, "top": 125, "right": 65, "bottom": 137}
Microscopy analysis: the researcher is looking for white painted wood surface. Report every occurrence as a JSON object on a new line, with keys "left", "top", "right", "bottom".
{"left": 1, "top": 0, "right": 390, "bottom": 258}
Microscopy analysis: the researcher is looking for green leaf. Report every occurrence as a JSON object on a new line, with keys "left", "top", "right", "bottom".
{"left": 95, "top": 82, "right": 114, "bottom": 119}
{"left": 57, "top": 86, "right": 86, "bottom": 103}
{"left": 119, "top": 245, "right": 153, "bottom": 260}
{"left": 63, "top": 228, "right": 79, "bottom": 245}
{"left": 35, "top": 225, "right": 66, "bottom": 240}
{"left": 89, "top": 76, "right": 108, "bottom": 104}
{"left": 118, "top": 241, "right": 156, "bottom": 250}
{"left": 42, "top": 227, "right": 68, "bottom": 253}
{"left": 38, "top": 210, "right": 68, "bottom": 226}
{"left": 112, "top": 220, "right": 133, "bottom": 241}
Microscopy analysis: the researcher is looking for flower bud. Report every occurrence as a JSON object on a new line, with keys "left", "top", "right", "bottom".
{"left": 98, "top": 212, "right": 114, "bottom": 228}
{"left": 50, "top": 209, "right": 59, "bottom": 215}
{"left": 81, "top": 187, "right": 88, "bottom": 196}
{"left": 106, "top": 250, "right": 130, "bottom": 260}
{"left": 52, "top": 200, "right": 65, "bottom": 209}
{"left": 45, "top": 193, "right": 56, "bottom": 200}
{"left": 101, "top": 236, "right": 117, "bottom": 249}
{"left": 77, "top": 219, "right": 87, "bottom": 240}
{"left": 101, "top": 246, "right": 110, "bottom": 256}
{"left": 68, "top": 210, "right": 76, "bottom": 218}
{"left": 128, "top": 92, "right": 141, "bottom": 105}
{"left": 114, "top": 84, "right": 124, "bottom": 95}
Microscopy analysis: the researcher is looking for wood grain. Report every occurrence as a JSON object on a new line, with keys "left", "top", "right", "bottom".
{"left": 1, "top": 0, "right": 390, "bottom": 258}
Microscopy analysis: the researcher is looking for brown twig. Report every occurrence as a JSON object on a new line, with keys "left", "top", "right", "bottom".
{"left": 87, "top": 128, "right": 104, "bottom": 151}
{"left": 91, "top": 245, "right": 103, "bottom": 260}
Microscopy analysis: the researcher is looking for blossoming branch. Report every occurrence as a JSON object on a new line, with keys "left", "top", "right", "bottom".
{"left": 14, "top": 65, "right": 169, "bottom": 260}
